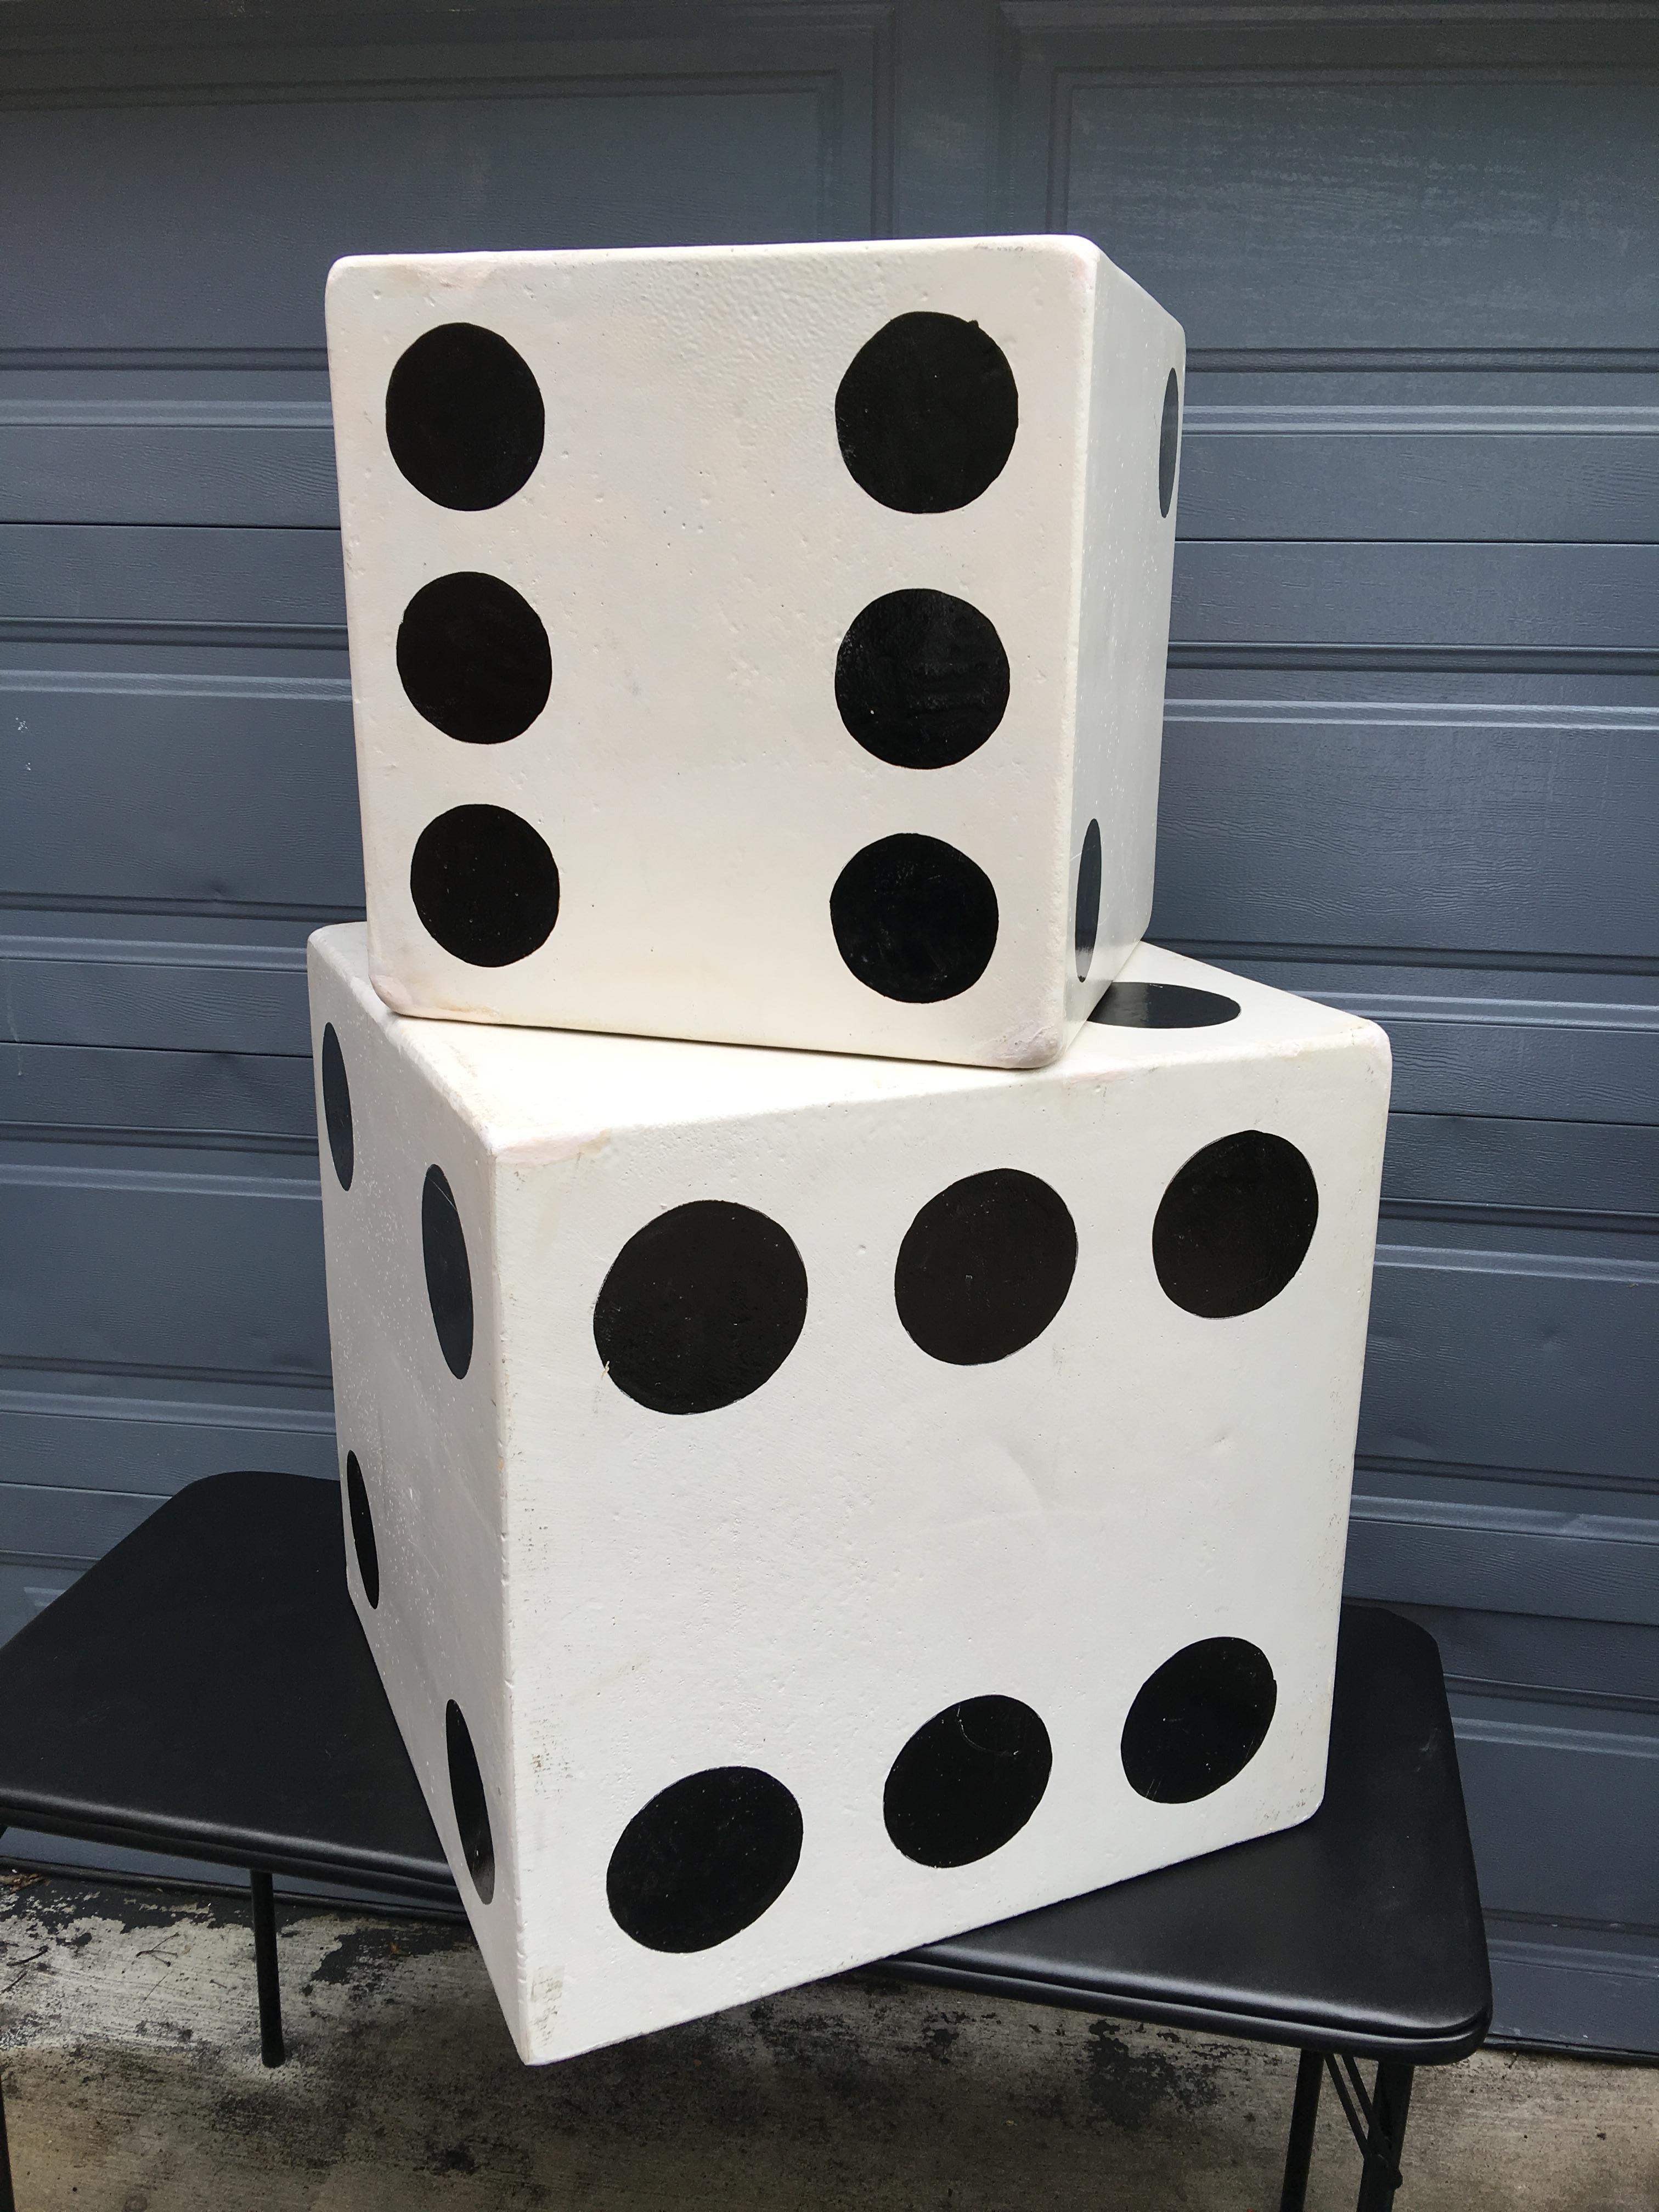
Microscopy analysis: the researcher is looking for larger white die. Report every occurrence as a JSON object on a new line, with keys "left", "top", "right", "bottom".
{"left": 309, "top": 924, "right": 1389, "bottom": 2064}
{"left": 325, "top": 236, "right": 1183, "bottom": 1069}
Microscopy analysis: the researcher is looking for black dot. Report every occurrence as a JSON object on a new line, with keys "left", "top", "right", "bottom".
{"left": 320, "top": 1022, "right": 354, "bottom": 1190}
{"left": 1121, "top": 1639, "right": 1277, "bottom": 1803}
{"left": 607, "top": 1767, "right": 802, "bottom": 1951}
{"left": 1153, "top": 1131, "right": 1318, "bottom": 1319}
{"left": 594, "top": 1200, "right": 807, "bottom": 1415}
{"left": 1159, "top": 369, "right": 1181, "bottom": 518}
{"left": 895, "top": 1168, "right": 1076, "bottom": 1365}
{"left": 834, "top": 590, "right": 1009, "bottom": 770}
{"left": 1075, "top": 819, "right": 1102, "bottom": 981}
{"left": 343, "top": 1451, "right": 380, "bottom": 1609}
{"left": 1091, "top": 980, "right": 1241, "bottom": 1030}
{"left": 446, "top": 1700, "right": 496, "bottom": 1901}
{"left": 422, "top": 1164, "right": 474, "bottom": 1380}
{"left": 836, "top": 313, "right": 1018, "bottom": 514}
{"left": 396, "top": 572, "right": 551, "bottom": 744}
{"left": 884, "top": 1696, "right": 1052, "bottom": 1867}
{"left": 831, "top": 835, "right": 998, "bottom": 1004}
{"left": 385, "top": 323, "right": 544, "bottom": 511}
{"left": 409, "top": 804, "right": 560, "bottom": 968}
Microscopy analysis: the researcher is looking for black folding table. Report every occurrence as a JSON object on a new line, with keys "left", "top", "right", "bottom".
{"left": 0, "top": 1471, "right": 1489, "bottom": 2212}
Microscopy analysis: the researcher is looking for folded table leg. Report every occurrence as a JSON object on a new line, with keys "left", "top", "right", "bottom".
{"left": 1355, "top": 2061, "right": 1413, "bottom": 2211}
{"left": 250, "top": 1869, "right": 285, "bottom": 2068}
{"left": 1279, "top": 2049, "right": 1324, "bottom": 2211}
{"left": 1281, "top": 2047, "right": 1416, "bottom": 2212}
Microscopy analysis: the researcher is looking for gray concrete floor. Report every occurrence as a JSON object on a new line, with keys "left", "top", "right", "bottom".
{"left": 2, "top": 1870, "right": 1655, "bottom": 2211}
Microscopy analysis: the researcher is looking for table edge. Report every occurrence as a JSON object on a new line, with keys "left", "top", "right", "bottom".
{"left": 0, "top": 1798, "right": 459, "bottom": 1905}
{"left": 876, "top": 1955, "right": 1493, "bottom": 2066}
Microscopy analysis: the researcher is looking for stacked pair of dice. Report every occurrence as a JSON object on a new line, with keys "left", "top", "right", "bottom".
{"left": 312, "top": 237, "right": 1390, "bottom": 2065}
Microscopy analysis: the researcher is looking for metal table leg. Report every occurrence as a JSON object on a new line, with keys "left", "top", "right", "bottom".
{"left": 1355, "top": 2061, "right": 1413, "bottom": 2211}
{"left": 249, "top": 1869, "right": 285, "bottom": 2067}
{"left": 1279, "top": 2048, "right": 1323, "bottom": 2212}
{"left": 1283, "top": 2048, "right": 1417, "bottom": 2211}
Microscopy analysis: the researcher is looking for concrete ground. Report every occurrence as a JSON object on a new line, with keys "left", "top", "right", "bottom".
{"left": 2, "top": 1871, "right": 1654, "bottom": 2212}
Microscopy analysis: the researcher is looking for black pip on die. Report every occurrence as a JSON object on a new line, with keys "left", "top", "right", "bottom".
{"left": 310, "top": 924, "right": 1390, "bottom": 2063}
{"left": 324, "top": 238, "right": 1183, "bottom": 1068}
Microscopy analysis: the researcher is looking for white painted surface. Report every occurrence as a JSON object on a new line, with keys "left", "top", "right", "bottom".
{"left": 309, "top": 924, "right": 1389, "bottom": 2064}
{"left": 325, "top": 236, "right": 1182, "bottom": 1068}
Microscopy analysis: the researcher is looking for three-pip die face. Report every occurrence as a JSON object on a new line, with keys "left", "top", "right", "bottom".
{"left": 310, "top": 924, "right": 1390, "bottom": 2064}
{"left": 325, "top": 236, "right": 1184, "bottom": 1068}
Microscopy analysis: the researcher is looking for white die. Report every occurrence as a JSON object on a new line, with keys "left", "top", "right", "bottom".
{"left": 324, "top": 235, "right": 1183, "bottom": 1069}
{"left": 310, "top": 923, "right": 1389, "bottom": 2064}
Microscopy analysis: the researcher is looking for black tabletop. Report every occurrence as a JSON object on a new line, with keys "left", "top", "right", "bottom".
{"left": 0, "top": 1471, "right": 1489, "bottom": 2061}
{"left": 890, "top": 1604, "right": 1491, "bottom": 2063}
{"left": 0, "top": 1469, "right": 454, "bottom": 1899}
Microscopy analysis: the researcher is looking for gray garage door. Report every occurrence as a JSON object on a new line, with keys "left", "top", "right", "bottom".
{"left": 2, "top": 1, "right": 1654, "bottom": 2054}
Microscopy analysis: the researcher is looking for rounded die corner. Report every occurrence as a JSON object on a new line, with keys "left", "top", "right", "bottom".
{"left": 993, "top": 1009, "right": 1073, "bottom": 1073}
{"left": 324, "top": 252, "right": 387, "bottom": 307}
{"left": 1354, "top": 1015, "right": 1395, "bottom": 1077}
{"left": 364, "top": 945, "right": 421, "bottom": 1021}
{"left": 1046, "top": 232, "right": 1110, "bottom": 283}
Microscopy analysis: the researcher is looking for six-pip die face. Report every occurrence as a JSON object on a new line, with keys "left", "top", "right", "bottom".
{"left": 326, "top": 235, "right": 1184, "bottom": 1069}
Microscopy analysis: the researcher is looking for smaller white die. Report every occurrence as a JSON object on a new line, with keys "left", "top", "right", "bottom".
{"left": 310, "top": 925, "right": 1389, "bottom": 2063}
{"left": 324, "top": 235, "right": 1183, "bottom": 1069}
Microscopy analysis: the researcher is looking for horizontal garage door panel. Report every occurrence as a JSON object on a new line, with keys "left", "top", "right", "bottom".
{"left": 1347, "top": 1499, "right": 1659, "bottom": 1630}
{"left": 0, "top": 410, "right": 339, "bottom": 529}
{"left": 1373, "top": 1015, "right": 1656, "bottom": 1126}
{"left": 1155, "top": 704, "right": 1658, "bottom": 959}
{"left": 1064, "top": 76, "right": 1659, "bottom": 348}
{"left": 1173, "top": 543, "right": 1659, "bottom": 657}
{"left": 0, "top": 948, "right": 311, "bottom": 1053}
{"left": 0, "top": 1049, "right": 315, "bottom": 1146}
{"left": 0, "top": 1166, "right": 328, "bottom": 1381}
{"left": 0, "top": 676, "right": 359, "bottom": 910}
{"left": 0, "top": 1480, "right": 173, "bottom": 1570}
{"left": 3, "top": 81, "right": 850, "bottom": 350}
{"left": 1361, "top": 1248, "right": 1654, "bottom": 1484}
{"left": 1481, "top": 1928, "right": 1659, "bottom": 2055}
{"left": 1180, "top": 421, "right": 1659, "bottom": 545}
{"left": 1452, "top": 1701, "right": 1659, "bottom": 1928}
{"left": 1380, "top": 1113, "right": 1658, "bottom": 1223}
{"left": 1402, "top": 1605, "right": 1659, "bottom": 1706}
{"left": 0, "top": 1391, "right": 334, "bottom": 1509}
{"left": 0, "top": 1384, "right": 335, "bottom": 1633}
{"left": 1, "top": 524, "right": 345, "bottom": 635}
